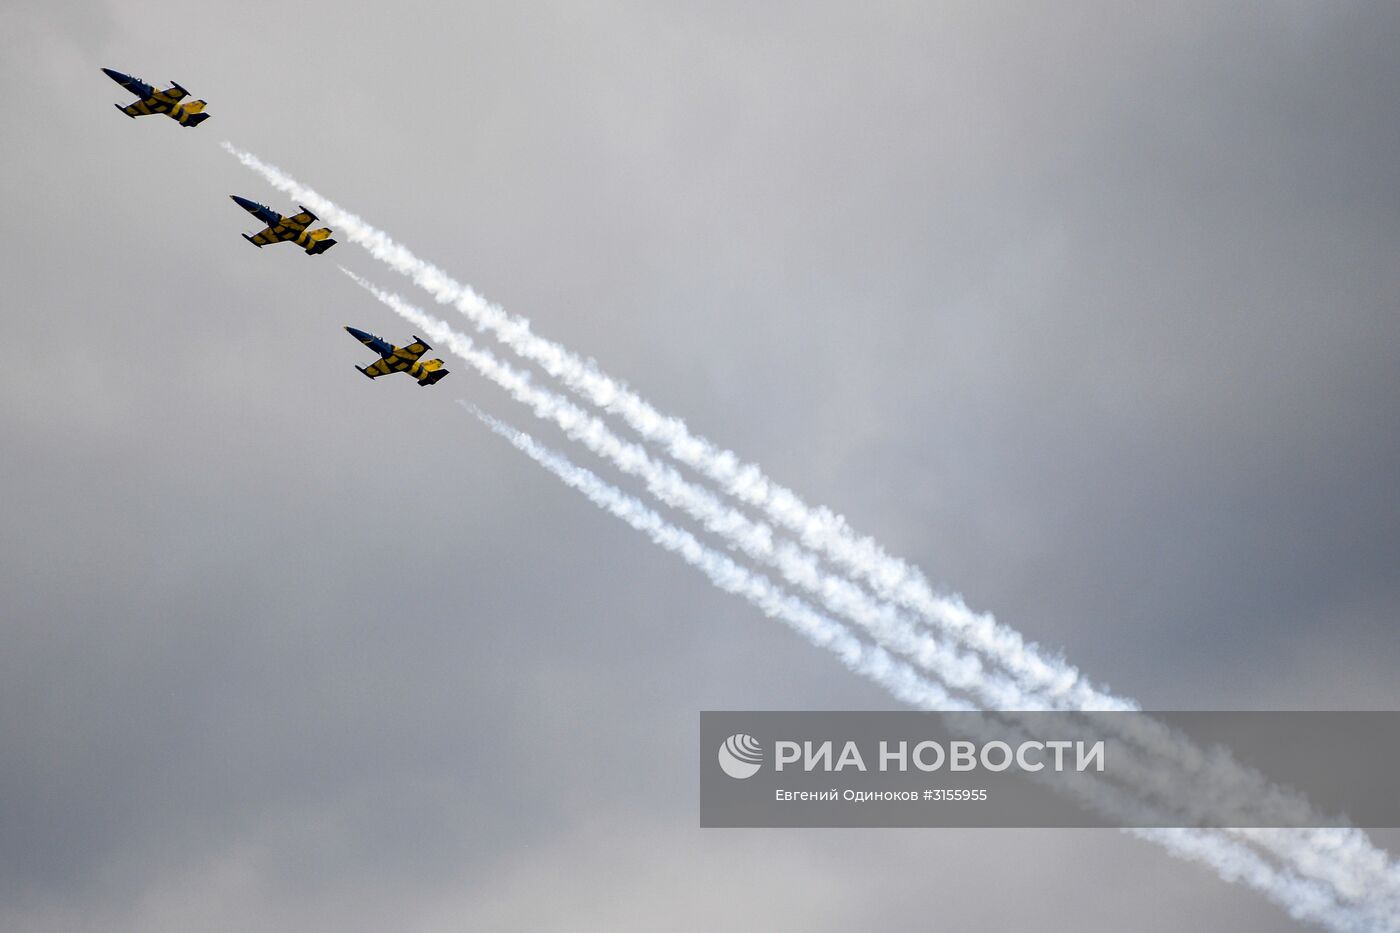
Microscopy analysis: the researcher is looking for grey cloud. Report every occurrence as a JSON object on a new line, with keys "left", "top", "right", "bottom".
{"left": 2, "top": 2, "right": 1397, "bottom": 930}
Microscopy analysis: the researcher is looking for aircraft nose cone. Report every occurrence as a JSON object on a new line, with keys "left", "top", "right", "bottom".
{"left": 230, "top": 195, "right": 256, "bottom": 211}
{"left": 345, "top": 326, "right": 372, "bottom": 342}
{"left": 102, "top": 67, "right": 126, "bottom": 83}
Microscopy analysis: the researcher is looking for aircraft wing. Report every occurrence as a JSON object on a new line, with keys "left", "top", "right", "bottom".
{"left": 121, "top": 96, "right": 168, "bottom": 117}
{"left": 287, "top": 209, "right": 317, "bottom": 228}
{"left": 394, "top": 338, "right": 431, "bottom": 362}
{"left": 245, "top": 225, "right": 288, "bottom": 246}
{"left": 360, "top": 358, "right": 394, "bottom": 378}
{"left": 153, "top": 85, "right": 188, "bottom": 104}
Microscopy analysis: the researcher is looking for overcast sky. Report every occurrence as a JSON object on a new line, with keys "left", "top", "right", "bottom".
{"left": 2, "top": 2, "right": 1397, "bottom": 930}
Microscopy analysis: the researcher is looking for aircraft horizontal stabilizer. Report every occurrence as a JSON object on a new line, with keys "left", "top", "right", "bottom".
{"left": 418, "top": 366, "right": 449, "bottom": 386}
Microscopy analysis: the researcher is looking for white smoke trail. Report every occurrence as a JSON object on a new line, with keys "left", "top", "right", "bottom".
{"left": 472, "top": 410, "right": 1385, "bottom": 933}
{"left": 224, "top": 144, "right": 1400, "bottom": 921}
{"left": 218, "top": 141, "right": 1123, "bottom": 711}
{"left": 348, "top": 276, "right": 1266, "bottom": 806}
{"left": 230, "top": 147, "right": 1394, "bottom": 874}
{"left": 355, "top": 274, "right": 1400, "bottom": 927}
{"left": 468, "top": 408, "right": 968, "bottom": 715}
{"left": 346, "top": 269, "right": 1025, "bottom": 708}
{"left": 1132, "top": 829, "right": 1378, "bottom": 932}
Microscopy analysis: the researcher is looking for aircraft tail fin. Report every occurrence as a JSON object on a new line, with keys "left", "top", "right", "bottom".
{"left": 305, "top": 231, "right": 336, "bottom": 255}
{"left": 305, "top": 238, "right": 336, "bottom": 256}
{"left": 417, "top": 363, "right": 449, "bottom": 386}
{"left": 182, "top": 109, "right": 210, "bottom": 128}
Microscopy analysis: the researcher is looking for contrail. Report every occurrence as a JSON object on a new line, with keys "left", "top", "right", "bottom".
{"left": 225, "top": 145, "right": 1399, "bottom": 923}
{"left": 346, "top": 269, "right": 1025, "bottom": 708}
{"left": 344, "top": 278, "right": 1254, "bottom": 789}
{"left": 219, "top": 142, "right": 1121, "bottom": 712}
{"left": 355, "top": 274, "right": 1400, "bottom": 926}
{"left": 471, "top": 410, "right": 1385, "bottom": 933}
{"left": 467, "top": 408, "right": 969, "bottom": 715}
{"left": 1131, "top": 829, "right": 1377, "bottom": 932}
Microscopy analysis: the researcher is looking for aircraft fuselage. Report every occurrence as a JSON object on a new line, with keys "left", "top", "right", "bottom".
{"left": 102, "top": 68, "right": 154, "bottom": 100}
{"left": 346, "top": 326, "right": 396, "bottom": 358}
{"left": 230, "top": 195, "right": 282, "bottom": 228}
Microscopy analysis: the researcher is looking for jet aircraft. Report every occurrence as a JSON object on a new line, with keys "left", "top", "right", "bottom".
{"left": 230, "top": 196, "right": 337, "bottom": 255}
{"left": 346, "top": 327, "right": 450, "bottom": 386}
{"left": 102, "top": 68, "right": 209, "bottom": 126}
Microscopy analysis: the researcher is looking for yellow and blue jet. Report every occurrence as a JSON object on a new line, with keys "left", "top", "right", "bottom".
{"left": 346, "top": 327, "right": 450, "bottom": 386}
{"left": 230, "top": 196, "right": 337, "bottom": 255}
{"left": 102, "top": 68, "right": 209, "bottom": 126}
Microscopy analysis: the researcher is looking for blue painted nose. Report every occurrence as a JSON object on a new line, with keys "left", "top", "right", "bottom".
{"left": 230, "top": 195, "right": 260, "bottom": 213}
{"left": 345, "top": 326, "right": 374, "bottom": 344}
{"left": 102, "top": 68, "right": 140, "bottom": 90}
